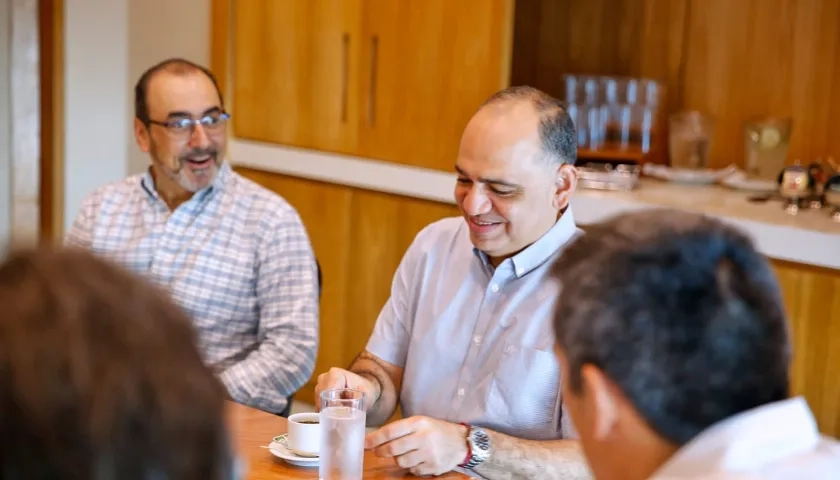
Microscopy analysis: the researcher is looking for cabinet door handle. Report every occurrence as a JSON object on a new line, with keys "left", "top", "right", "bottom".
{"left": 341, "top": 33, "right": 349, "bottom": 123}
{"left": 367, "top": 35, "right": 378, "bottom": 126}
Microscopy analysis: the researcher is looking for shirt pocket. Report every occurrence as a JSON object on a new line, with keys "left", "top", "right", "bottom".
{"left": 485, "top": 341, "right": 561, "bottom": 435}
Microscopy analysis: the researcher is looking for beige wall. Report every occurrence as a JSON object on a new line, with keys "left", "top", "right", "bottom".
{"left": 10, "top": 0, "right": 39, "bottom": 244}
{"left": 63, "top": 0, "right": 210, "bottom": 233}
{"left": 0, "top": 0, "right": 10, "bottom": 246}
{"left": 63, "top": 0, "right": 129, "bottom": 233}
{"left": 1, "top": 0, "right": 39, "bottom": 246}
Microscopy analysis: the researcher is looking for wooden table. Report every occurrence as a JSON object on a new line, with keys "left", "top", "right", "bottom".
{"left": 228, "top": 401, "right": 468, "bottom": 479}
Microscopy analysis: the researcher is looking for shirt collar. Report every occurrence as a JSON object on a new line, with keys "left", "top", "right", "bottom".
{"left": 652, "top": 396, "right": 821, "bottom": 477}
{"left": 473, "top": 208, "right": 581, "bottom": 278}
{"left": 140, "top": 160, "right": 231, "bottom": 203}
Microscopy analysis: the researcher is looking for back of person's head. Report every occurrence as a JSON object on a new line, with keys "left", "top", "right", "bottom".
{"left": 0, "top": 247, "right": 236, "bottom": 479}
{"left": 551, "top": 209, "right": 791, "bottom": 479}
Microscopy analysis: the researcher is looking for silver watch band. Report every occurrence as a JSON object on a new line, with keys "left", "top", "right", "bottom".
{"left": 462, "top": 425, "right": 492, "bottom": 470}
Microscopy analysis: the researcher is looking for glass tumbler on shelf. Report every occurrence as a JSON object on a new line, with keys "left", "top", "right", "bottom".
{"left": 744, "top": 117, "right": 793, "bottom": 181}
{"left": 562, "top": 74, "right": 605, "bottom": 149}
{"left": 319, "top": 388, "right": 367, "bottom": 480}
{"left": 668, "top": 111, "right": 714, "bottom": 169}
{"left": 600, "top": 77, "right": 624, "bottom": 147}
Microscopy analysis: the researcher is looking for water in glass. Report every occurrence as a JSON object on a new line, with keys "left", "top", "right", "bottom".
{"left": 319, "top": 388, "right": 366, "bottom": 480}
{"left": 319, "top": 406, "right": 365, "bottom": 480}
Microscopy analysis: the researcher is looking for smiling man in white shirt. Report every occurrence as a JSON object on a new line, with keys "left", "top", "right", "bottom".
{"left": 550, "top": 209, "right": 840, "bottom": 480}
{"left": 315, "top": 86, "right": 590, "bottom": 479}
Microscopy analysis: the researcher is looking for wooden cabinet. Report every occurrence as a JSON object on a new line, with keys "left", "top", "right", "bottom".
{"left": 231, "top": 0, "right": 513, "bottom": 171}
{"left": 233, "top": 0, "right": 362, "bottom": 155}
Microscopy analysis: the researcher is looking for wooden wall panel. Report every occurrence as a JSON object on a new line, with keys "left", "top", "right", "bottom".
{"left": 512, "top": 0, "right": 840, "bottom": 169}
{"left": 354, "top": 0, "right": 513, "bottom": 171}
{"left": 38, "top": 0, "right": 63, "bottom": 243}
{"left": 209, "top": 0, "right": 230, "bottom": 97}
{"left": 681, "top": 0, "right": 840, "bottom": 168}
{"left": 774, "top": 260, "right": 840, "bottom": 437}
{"left": 231, "top": 0, "right": 363, "bottom": 155}
{"left": 228, "top": 0, "right": 512, "bottom": 172}
{"left": 511, "top": 0, "right": 688, "bottom": 113}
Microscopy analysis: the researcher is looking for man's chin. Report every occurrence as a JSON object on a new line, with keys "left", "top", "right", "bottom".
{"left": 469, "top": 235, "right": 501, "bottom": 254}
{"left": 179, "top": 173, "right": 215, "bottom": 193}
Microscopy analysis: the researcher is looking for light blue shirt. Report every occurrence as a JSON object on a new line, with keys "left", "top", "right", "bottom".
{"left": 64, "top": 162, "right": 320, "bottom": 414}
{"left": 366, "top": 210, "right": 582, "bottom": 440}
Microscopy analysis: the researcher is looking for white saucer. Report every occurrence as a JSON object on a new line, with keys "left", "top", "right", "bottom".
{"left": 719, "top": 173, "right": 778, "bottom": 193}
{"left": 268, "top": 434, "right": 319, "bottom": 467}
{"left": 642, "top": 164, "right": 737, "bottom": 185}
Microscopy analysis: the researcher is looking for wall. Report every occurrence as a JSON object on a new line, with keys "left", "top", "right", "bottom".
{"left": 511, "top": 0, "right": 840, "bottom": 169}
{"left": 63, "top": 0, "right": 129, "bottom": 232}
{"left": 0, "top": 0, "right": 11, "bottom": 247}
{"left": 62, "top": 0, "right": 209, "bottom": 233}
{"left": 10, "top": 0, "right": 40, "bottom": 244}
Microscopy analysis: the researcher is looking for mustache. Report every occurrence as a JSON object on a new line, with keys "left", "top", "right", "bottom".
{"left": 180, "top": 147, "right": 218, "bottom": 159}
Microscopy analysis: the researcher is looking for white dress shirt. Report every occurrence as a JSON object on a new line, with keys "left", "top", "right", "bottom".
{"left": 366, "top": 211, "right": 582, "bottom": 440}
{"left": 651, "top": 396, "right": 840, "bottom": 479}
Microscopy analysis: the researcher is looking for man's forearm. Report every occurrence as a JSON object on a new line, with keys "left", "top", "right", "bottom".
{"left": 220, "top": 347, "right": 315, "bottom": 413}
{"left": 473, "top": 429, "right": 592, "bottom": 480}
{"left": 348, "top": 352, "right": 398, "bottom": 426}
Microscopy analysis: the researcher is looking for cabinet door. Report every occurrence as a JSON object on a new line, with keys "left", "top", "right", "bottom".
{"left": 356, "top": 0, "right": 513, "bottom": 171}
{"left": 232, "top": 0, "right": 362, "bottom": 155}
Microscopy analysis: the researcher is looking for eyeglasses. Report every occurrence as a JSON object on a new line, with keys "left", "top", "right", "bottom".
{"left": 148, "top": 111, "right": 231, "bottom": 138}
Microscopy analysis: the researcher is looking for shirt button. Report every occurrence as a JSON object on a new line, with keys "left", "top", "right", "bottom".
{"left": 490, "top": 284, "right": 499, "bottom": 293}
{"left": 457, "top": 388, "right": 465, "bottom": 396}
{"left": 473, "top": 335, "right": 482, "bottom": 345}
{"left": 516, "top": 267, "right": 525, "bottom": 275}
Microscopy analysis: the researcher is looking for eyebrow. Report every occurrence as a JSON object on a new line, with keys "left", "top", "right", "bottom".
{"left": 454, "top": 165, "right": 521, "bottom": 189}
{"left": 166, "top": 106, "right": 222, "bottom": 119}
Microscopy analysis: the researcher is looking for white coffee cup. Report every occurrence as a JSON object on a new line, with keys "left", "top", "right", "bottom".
{"left": 287, "top": 412, "right": 321, "bottom": 457}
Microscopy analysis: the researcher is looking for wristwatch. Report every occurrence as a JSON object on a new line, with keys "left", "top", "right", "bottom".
{"left": 459, "top": 424, "right": 493, "bottom": 470}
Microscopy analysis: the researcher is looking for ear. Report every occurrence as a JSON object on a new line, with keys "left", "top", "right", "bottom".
{"left": 580, "top": 364, "right": 619, "bottom": 441}
{"left": 552, "top": 164, "right": 578, "bottom": 210}
{"left": 134, "top": 117, "right": 151, "bottom": 153}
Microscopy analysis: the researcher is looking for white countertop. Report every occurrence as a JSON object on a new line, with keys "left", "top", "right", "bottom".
{"left": 229, "top": 139, "right": 840, "bottom": 271}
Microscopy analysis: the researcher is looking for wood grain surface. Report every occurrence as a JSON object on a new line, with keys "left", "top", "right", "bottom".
{"left": 228, "top": 401, "right": 467, "bottom": 479}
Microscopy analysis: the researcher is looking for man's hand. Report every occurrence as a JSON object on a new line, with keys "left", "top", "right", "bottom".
{"left": 314, "top": 367, "right": 380, "bottom": 411}
{"left": 365, "top": 416, "right": 468, "bottom": 476}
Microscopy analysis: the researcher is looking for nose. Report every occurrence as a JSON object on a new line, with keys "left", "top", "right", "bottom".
{"left": 462, "top": 185, "right": 492, "bottom": 216}
{"left": 188, "top": 123, "right": 211, "bottom": 148}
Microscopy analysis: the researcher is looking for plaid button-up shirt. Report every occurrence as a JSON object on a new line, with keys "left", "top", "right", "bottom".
{"left": 65, "top": 162, "right": 319, "bottom": 414}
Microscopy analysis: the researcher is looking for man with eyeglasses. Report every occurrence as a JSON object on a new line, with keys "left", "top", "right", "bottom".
{"left": 64, "top": 58, "right": 319, "bottom": 418}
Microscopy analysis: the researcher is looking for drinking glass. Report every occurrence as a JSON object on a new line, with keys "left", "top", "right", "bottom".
{"left": 319, "top": 388, "right": 367, "bottom": 480}
{"left": 669, "top": 111, "right": 714, "bottom": 169}
{"left": 744, "top": 117, "right": 793, "bottom": 181}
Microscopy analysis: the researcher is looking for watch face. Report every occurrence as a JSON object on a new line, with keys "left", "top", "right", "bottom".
{"left": 469, "top": 427, "right": 492, "bottom": 462}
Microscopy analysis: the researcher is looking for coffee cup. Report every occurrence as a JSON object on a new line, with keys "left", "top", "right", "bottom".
{"left": 287, "top": 412, "right": 321, "bottom": 457}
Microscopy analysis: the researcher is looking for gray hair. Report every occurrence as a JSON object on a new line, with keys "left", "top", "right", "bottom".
{"left": 482, "top": 86, "right": 577, "bottom": 166}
